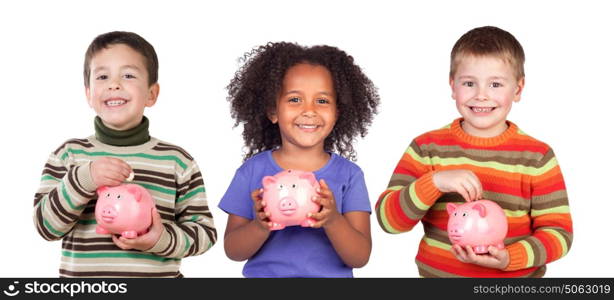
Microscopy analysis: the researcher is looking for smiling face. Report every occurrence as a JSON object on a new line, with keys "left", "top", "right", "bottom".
{"left": 450, "top": 55, "right": 524, "bottom": 137}
{"left": 269, "top": 63, "right": 337, "bottom": 152}
{"left": 86, "top": 44, "right": 159, "bottom": 131}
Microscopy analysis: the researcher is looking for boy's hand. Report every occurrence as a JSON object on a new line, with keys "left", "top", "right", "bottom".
{"left": 251, "top": 188, "right": 271, "bottom": 232}
{"left": 308, "top": 179, "right": 341, "bottom": 228}
{"left": 112, "top": 207, "right": 164, "bottom": 251}
{"left": 90, "top": 157, "right": 133, "bottom": 187}
{"left": 451, "top": 244, "right": 510, "bottom": 270}
{"left": 433, "top": 169, "right": 483, "bottom": 202}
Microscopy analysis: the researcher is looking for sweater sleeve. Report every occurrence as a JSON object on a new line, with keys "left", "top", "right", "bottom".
{"left": 33, "top": 149, "right": 97, "bottom": 241}
{"left": 504, "top": 148, "right": 573, "bottom": 271}
{"left": 146, "top": 160, "right": 217, "bottom": 258}
{"left": 375, "top": 139, "right": 443, "bottom": 234}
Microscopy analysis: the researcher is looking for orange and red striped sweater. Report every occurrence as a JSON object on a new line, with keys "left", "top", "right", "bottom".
{"left": 375, "top": 118, "right": 572, "bottom": 277}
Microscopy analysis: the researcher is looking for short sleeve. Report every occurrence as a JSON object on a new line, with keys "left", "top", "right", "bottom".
{"left": 218, "top": 168, "right": 254, "bottom": 220}
{"left": 341, "top": 168, "right": 371, "bottom": 214}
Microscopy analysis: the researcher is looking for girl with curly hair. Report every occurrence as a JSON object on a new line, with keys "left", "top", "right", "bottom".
{"left": 218, "top": 42, "right": 380, "bottom": 277}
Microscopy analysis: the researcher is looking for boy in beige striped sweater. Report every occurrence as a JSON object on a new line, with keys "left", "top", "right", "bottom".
{"left": 33, "top": 31, "right": 216, "bottom": 277}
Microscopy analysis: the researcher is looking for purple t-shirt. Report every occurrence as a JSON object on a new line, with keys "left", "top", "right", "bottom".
{"left": 219, "top": 150, "right": 371, "bottom": 278}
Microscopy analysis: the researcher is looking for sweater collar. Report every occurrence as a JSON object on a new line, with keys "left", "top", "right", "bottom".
{"left": 450, "top": 118, "right": 517, "bottom": 147}
{"left": 94, "top": 116, "right": 150, "bottom": 146}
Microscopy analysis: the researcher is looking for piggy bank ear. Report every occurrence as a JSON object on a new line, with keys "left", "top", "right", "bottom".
{"left": 471, "top": 203, "right": 486, "bottom": 218}
{"left": 262, "top": 176, "right": 277, "bottom": 188}
{"left": 96, "top": 186, "right": 109, "bottom": 196}
{"left": 446, "top": 203, "right": 458, "bottom": 215}
{"left": 125, "top": 185, "right": 143, "bottom": 202}
{"left": 299, "top": 172, "right": 318, "bottom": 187}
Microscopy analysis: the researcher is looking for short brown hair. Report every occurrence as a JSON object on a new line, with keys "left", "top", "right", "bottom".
{"left": 83, "top": 31, "right": 158, "bottom": 87}
{"left": 450, "top": 26, "right": 525, "bottom": 79}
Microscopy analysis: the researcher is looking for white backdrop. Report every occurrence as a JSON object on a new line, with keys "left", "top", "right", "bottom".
{"left": 1, "top": 0, "right": 612, "bottom": 277}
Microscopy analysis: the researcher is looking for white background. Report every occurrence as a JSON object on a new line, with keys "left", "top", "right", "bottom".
{"left": 1, "top": 0, "right": 612, "bottom": 277}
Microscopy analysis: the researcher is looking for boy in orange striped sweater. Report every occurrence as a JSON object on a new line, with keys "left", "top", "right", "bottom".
{"left": 375, "top": 26, "right": 572, "bottom": 277}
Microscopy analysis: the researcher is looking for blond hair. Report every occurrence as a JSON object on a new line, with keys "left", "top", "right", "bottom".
{"left": 450, "top": 26, "right": 525, "bottom": 79}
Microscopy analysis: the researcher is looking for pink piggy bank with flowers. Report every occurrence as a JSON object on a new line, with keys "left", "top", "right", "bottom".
{"left": 95, "top": 184, "right": 155, "bottom": 238}
{"left": 446, "top": 199, "right": 508, "bottom": 254}
{"left": 262, "top": 169, "right": 321, "bottom": 230}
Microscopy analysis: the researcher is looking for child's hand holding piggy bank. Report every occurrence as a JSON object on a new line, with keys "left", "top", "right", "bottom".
{"left": 262, "top": 170, "right": 321, "bottom": 230}
{"left": 446, "top": 199, "right": 508, "bottom": 254}
{"left": 95, "top": 184, "right": 155, "bottom": 239}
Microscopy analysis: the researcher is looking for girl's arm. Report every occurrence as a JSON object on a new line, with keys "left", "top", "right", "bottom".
{"left": 323, "top": 211, "right": 371, "bottom": 268}
{"left": 310, "top": 180, "right": 371, "bottom": 268}
{"left": 223, "top": 189, "right": 271, "bottom": 261}
{"left": 224, "top": 215, "right": 270, "bottom": 261}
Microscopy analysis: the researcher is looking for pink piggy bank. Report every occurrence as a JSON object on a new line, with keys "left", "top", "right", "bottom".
{"left": 262, "top": 169, "right": 321, "bottom": 230}
{"left": 95, "top": 184, "right": 155, "bottom": 239}
{"left": 446, "top": 200, "right": 508, "bottom": 254}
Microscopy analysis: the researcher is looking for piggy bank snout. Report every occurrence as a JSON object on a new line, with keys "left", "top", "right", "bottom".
{"left": 100, "top": 205, "right": 118, "bottom": 221}
{"left": 278, "top": 197, "right": 298, "bottom": 216}
{"left": 448, "top": 225, "right": 462, "bottom": 234}
{"left": 448, "top": 222, "right": 465, "bottom": 235}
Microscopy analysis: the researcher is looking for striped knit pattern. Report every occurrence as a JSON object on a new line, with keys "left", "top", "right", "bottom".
{"left": 33, "top": 136, "right": 217, "bottom": 277}
{"left": 375, "top": 118, "right": 572, "bottom": 277}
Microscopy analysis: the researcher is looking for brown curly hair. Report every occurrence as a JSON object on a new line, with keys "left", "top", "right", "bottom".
{"left": 227, "top": 42, "right": 380, "bottom": 161}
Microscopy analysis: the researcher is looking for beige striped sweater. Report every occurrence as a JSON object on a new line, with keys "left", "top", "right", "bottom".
{"left": 33, "top": 136, "right": 217, "bottom": 277}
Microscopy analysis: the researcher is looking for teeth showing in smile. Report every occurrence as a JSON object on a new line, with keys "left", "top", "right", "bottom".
{"left": 297, "top": 124, "right": 318, "bottom": 129}
{"left": 471, "top": 107, "right": 494, "bottom": 113}
{"left": 105, "top": 100, "right": 126, "bottom": 107}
